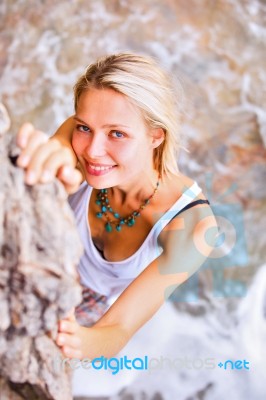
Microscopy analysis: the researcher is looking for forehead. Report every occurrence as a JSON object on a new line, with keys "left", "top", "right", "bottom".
{"left": 76, "top": 88, "right": 143, "bottom": 126}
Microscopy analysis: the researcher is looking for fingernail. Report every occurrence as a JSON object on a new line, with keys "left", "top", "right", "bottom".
{"left": 41, "top": 170, "right": 53, "bottom": 183}
{"left": 17, "top": 155, "right": 29, "bottom": 167}
{"left": 60, "top": 322, "right": 66, "bottom": 330}
{"left": 25, "top": 171, "right": 36, "bottom": 185}
{"left": 58, "top": 336, "right": 64, "bottom": 344}
{"left": 62, "top": 166, "right": 71, "bottom": 177}
{"left": 17, "top": 136, "right": 27, "bottom": 148}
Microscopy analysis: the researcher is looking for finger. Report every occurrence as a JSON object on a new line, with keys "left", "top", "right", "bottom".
{"left": 66, "top": 308, "right": 77, "bottom": 321}
{"left": 23, "top": 139, "right": 62, "bottom": 184}
{"left": 58, "top": 319, "right": 77, "bottom": 334}
{"left": 56, "top": 332, "right": 81, "bottom": 349}
{"left": 17, "top": 129, "right": 48, "bottom": 169}
{"left": 37, "top": 147, "right": 77, "bottom": 184}
{"left": 16, "top": 122, "right": 35, "bottom": 149}
{"left": 62, "top": 345, "right": 83, "bottom": 359}
{"left": 57, "top": 167, "right": 83, "bottom": 194}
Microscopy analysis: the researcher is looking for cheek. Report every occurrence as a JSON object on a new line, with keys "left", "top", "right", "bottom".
{"left": 72, "top": 133, "right": 85, "bottom": 155}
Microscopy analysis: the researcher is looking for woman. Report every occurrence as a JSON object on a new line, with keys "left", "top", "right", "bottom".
{"left": 16, "top": 53, "right": 218, "bottom": 360}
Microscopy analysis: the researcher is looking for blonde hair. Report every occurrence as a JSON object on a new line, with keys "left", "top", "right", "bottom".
{"left": 74, "top": 53, "right": 183, "bottom": 179}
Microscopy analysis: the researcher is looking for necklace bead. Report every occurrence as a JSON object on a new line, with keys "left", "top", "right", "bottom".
{"left": 95, "top": 176, "right": 160, "bottom": 233}
{"left": 105, "top": 222, "right": 112, "bottom": 232}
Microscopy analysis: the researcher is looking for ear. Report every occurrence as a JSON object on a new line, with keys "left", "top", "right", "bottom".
{"left": 151, "top": 128, "right": 165, "bottom": 149}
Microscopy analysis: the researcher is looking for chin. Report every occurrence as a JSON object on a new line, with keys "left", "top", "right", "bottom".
{"left": 85, "top": 176, "right": 116, "bottom": 190}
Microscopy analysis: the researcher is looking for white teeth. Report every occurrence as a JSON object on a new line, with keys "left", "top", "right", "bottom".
{"left": 89, "top": 164, "right": 113, "bottom": 171}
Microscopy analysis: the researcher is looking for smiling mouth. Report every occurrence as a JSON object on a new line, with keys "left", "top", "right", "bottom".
{"left": 89, "top": 164, "right": 116, "bottom": 171}
{"left": 85, "top": 161, "right": 117, "bottom": 175}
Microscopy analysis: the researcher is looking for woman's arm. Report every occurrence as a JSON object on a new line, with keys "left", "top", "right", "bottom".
{"left": 57, "top": 203, "right": 218, "bottom": 359}
{"left": 52, "top": 116, "right": 76, "bottom": 152}
{"left": 53, "top": 116, "right": 85, "bottom": 182}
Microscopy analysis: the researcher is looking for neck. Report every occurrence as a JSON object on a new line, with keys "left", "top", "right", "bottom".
{"left": 94, "top": 169, "right": 161, "bottom": 233}
{"left": 110, "top": 170, "right": 159, "bottom": 206}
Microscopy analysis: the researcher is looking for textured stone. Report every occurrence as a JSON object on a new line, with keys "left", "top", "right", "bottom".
{"left": 0, "top": 103, "right": 83, "bottom": 400}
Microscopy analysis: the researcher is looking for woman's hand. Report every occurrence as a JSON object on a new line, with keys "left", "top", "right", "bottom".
{"left": 56, "top": 310, "right": 130, "bottom": 360}
{"left": 56, "top": 311, "right": 84, "bottom": 359}
{"left": 16, "top": 122, "right": 83, "bottom": 194}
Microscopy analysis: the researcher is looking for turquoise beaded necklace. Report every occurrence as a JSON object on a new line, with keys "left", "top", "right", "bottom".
{"left": 95, "top": 177, "right": 160, "bottom": 233}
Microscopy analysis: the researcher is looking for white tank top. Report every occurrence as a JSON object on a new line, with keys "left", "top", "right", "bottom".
{"left": 68, "top": 181, "right": 202, "bottom": 305}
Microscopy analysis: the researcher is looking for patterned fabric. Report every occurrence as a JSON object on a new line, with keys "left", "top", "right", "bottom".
{"left": 74, "top": 286, "right": 109, "bottom": 327}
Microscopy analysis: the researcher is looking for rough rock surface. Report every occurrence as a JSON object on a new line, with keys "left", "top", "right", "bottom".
{"left": 0, "top": 103, "right": 83, "bottom": 400}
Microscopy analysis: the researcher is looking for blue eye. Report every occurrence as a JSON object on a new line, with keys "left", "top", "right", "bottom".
{"left": 111, "top": 131, "right": 124, "bottom": 138}
{"left": 76, "top": 124, "right": 90, "bottom": 132}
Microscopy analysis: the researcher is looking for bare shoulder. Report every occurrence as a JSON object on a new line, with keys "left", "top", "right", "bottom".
{"left": 173, "top": 172, "right": 208, "bottom": 200}
{"left": 158, "top": 172, "right": 208, "bottom": 208}
{"left": 158, "top": 173, "right": 218, "bottom": 256}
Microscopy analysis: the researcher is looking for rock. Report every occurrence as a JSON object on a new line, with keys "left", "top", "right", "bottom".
{"left": 0, "top": 103, "right": 83, "bottom": 400}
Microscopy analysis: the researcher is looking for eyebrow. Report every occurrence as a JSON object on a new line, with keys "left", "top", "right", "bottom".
{"left": 73, "top": 116, "right": 130, "bottom": 129}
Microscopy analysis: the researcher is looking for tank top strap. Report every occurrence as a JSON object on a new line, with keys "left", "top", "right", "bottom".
{"left": 153, "top": 181, "right": 202, "bottom": 236}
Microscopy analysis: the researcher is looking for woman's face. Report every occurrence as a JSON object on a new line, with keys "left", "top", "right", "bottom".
{"left": 72, "top": 88, "right": 157, "bottom": 189}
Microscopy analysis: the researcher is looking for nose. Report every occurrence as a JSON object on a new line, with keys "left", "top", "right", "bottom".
{"left": 85, "top": 132, "right": 106, "bottom": 158}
